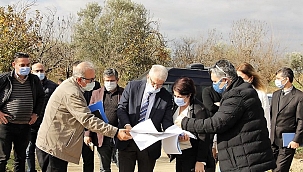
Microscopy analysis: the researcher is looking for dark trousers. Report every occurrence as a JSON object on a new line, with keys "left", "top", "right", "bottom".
{"left": 272, "top": 143, "right": 296, "bottom": 172}
{"left": 97, "top": 137, "right": 117, "bottom": 172}
{"left": 0, "top": 123, "right": 30, "bottom": 172}
{"left": 26, "top": 127, "right": 38, "bottom": 172}
{"left": 36, "top": 148, "right": 68, "bottom": 172}
{"left": 82, "top": 142, "right": 94, "bottom": 172}
{"left": 175, "top": 150, "right": 196, "bottom": 172}
{"left": 82, "top": 137, "right": 118, "bottom": 172}
{"left": 118, "top": 140, "right": 156, "bottom": 172}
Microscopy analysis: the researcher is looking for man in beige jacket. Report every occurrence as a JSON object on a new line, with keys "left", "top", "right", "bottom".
{"left": 36, "top": 61, "right": 131, "bottom": 172}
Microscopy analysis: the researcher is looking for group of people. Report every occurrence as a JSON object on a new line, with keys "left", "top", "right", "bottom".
{"left": 0, "top": 52, "right": 302, "bottom": 172}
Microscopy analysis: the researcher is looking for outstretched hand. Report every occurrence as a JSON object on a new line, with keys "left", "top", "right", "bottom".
{"left": 117, "top": 129, "right": 132, "bottom": 141}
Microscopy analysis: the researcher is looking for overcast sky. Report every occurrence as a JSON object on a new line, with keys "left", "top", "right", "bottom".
{"left": 1, "top": 0, "right": 302, "bottom": 53}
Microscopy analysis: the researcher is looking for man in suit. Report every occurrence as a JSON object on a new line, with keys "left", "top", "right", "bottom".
{"left": 271, "top": 67, "right": 303, "bottom": 172}
{"left": 117, "top": 65, "right": 173, "bottom": 172}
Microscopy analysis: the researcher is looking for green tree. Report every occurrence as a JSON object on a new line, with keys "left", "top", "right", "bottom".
{"left": 73, "top": 0, "right": 170, "bottom": 83}
{"left": 0, "top": 3, "right": 41, "bottom": 72}
{"left": 288, "top": 52, "right": 303, "bottom": 88}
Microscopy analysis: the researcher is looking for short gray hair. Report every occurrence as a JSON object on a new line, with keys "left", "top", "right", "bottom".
{"left": 73, "top": 61, "right": 95, "bottom": 77}
{"left": 103, "top": 68, "right": 118, "bottom": 79}
{"left": 148, "top": 65, "right": 168, "bottom": 81}
{"left": 209, "top": 60, "right": 237, "bottom": 80}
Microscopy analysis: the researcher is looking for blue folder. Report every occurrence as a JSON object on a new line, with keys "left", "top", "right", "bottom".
{"left": 282, "top": 133, "right": 295, "bottom": 147}
{"left": 88, "top": 101, "right": 109, "bottom": 123}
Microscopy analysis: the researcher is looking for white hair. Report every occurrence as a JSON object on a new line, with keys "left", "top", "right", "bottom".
{"left": 148, "top": 65, "right": 168, "bottom": 81}
{"left": 73, "top": 61, "right": 95, "bottom": 77}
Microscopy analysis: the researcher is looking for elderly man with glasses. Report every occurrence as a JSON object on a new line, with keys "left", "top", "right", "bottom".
{"left": 35, "top": 61, "right": 132, "bottom": 172}
{"left": 116, "top": 65, "right": 174, "bottom": 172}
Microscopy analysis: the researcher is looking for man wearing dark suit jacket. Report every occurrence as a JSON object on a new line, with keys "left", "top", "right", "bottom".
{"left": 271, "top": 67, "right": 303, "bottom": 172}
{"left": 117, "top": 65, "right": 173, "bottom": 172}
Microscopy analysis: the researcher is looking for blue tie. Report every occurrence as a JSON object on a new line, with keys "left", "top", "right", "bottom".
{"left": 138, "top": 92, "right": 152, "bottom": 123}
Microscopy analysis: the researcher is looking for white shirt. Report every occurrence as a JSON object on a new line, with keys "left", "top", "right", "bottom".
{"left": 256, "top": 89, "right": 271, "bottom": 137}
{"left": 140, "top": 83, "right": 156, "bottom": 120}
{"left": 173, "top": 106, "right": 192, "bottom": 150}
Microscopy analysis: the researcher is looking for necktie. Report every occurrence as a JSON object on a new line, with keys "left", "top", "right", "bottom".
{"left": 138, "top": 92, "right": 152, "bottom": 123}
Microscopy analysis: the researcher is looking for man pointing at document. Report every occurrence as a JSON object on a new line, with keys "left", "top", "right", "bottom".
{"left": 35, "top": 61, "right": 132, "bottom": 172}
{"left": 117, "top": 65, "right": 173, "bottom": 172}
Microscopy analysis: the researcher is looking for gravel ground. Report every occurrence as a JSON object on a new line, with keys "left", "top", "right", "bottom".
{"left": 67, "top": 150, "right": 303, "bottom": 172}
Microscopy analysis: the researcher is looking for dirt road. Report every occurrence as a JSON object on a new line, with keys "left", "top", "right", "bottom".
{"left": 67, "top": 149, "right": 175, "bottom": 172}
{"left": 67, "top": 150, "right": 303, "bottom": 172}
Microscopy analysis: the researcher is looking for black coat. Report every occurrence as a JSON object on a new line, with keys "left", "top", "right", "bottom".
{"left": 270, "top": 87, "right": 303, "bottom": 147}
{"left": 31, "top": 77, "right": 58, "bottom": 128}
{"left": 0, "top": 70, "right": 45, "bottom": 118}
{"left": 182, "top": 77, "right": 276, "bottom": 172}
{"left": 202, "top": 86, "right": 221, "bottom": 116}
{"left": 171, "top": 98, "right": 214, "bottom": 168}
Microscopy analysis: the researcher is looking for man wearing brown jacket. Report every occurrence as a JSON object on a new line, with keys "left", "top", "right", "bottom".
{"left": 35, "top": 62, "right": 131, "bottom": 172}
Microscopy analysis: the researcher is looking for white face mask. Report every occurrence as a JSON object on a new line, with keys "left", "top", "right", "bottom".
{"left": 34, "top": 72, "right": 45, "bottom": 80}
{"left": 146, "top": 82, "right": 161, "bottom": 94}
{"left": 83, "top": 81, "right": 95, "bottom": 91}
{"left": 104, "top": 81, "right": 117, "bottom": 91}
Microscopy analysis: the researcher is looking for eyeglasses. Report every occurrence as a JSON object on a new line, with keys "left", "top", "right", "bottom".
{"left": 81, "top": 77, "right": 95, "bottom": 83}
{"left": 149, "top": 77, "right": 163, "bottom": 88}
{"left": 215, "top": 65, "right": 227, "bottom": 76}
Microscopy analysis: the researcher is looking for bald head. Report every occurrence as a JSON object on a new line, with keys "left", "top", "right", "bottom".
{"left": 31, "top": 63, "right": 46, "bottom": 80}
{"left": 73, "top": 61, "right": 95, "bottom": 78}
{"left": 32, "top": 63, "right": 45, "bottom": 72}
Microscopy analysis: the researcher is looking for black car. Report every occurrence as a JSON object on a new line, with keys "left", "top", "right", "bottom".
{"left": 136, "top": 63, "right": 212, "bottom": 102}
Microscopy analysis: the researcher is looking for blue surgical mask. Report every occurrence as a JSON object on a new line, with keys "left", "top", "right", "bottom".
{"left": 212, "top": 78, "right": 228, "bottom": 94}
{"left": 35, "top": 72, "right": 45, "bottom": 80}
{"left": 19, "top": 67, "right": 31, "bottom": 76}
{"left": 174, "top": 97, "right": 187, "bottom": 107}
{"left": 275, "top": 79, "right": 286, "bottom": 89}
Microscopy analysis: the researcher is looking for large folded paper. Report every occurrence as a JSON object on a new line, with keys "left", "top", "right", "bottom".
{"left": 130, "top": 119, "right": 196, "bottom": 154}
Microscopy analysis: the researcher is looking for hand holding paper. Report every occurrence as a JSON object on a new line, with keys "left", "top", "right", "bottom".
{"left": 117, "top": 129, "right": 132, "bottom": 141}
{"left": 130, "top": 119, "right": 196, "bottom": 154}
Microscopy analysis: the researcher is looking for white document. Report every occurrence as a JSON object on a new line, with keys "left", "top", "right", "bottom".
{"left": 130, "top": 119, "right": 196, "bottom": 154}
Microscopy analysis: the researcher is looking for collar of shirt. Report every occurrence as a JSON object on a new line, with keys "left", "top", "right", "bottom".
{"left": 283, "top": 85, "right": 293, "bottom": 95}
{"left": 14, "top": 72, "right": 28, "bottom": 83}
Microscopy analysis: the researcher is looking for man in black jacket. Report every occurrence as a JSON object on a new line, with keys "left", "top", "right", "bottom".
{"left": 26, "top": 62, "right": 58, "bottom": 172}
{"left": 182, "top": 60, "right": 276, "bottom": 172}
{"left": 0, "top": 52, "right": 45, "bottom": 172}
